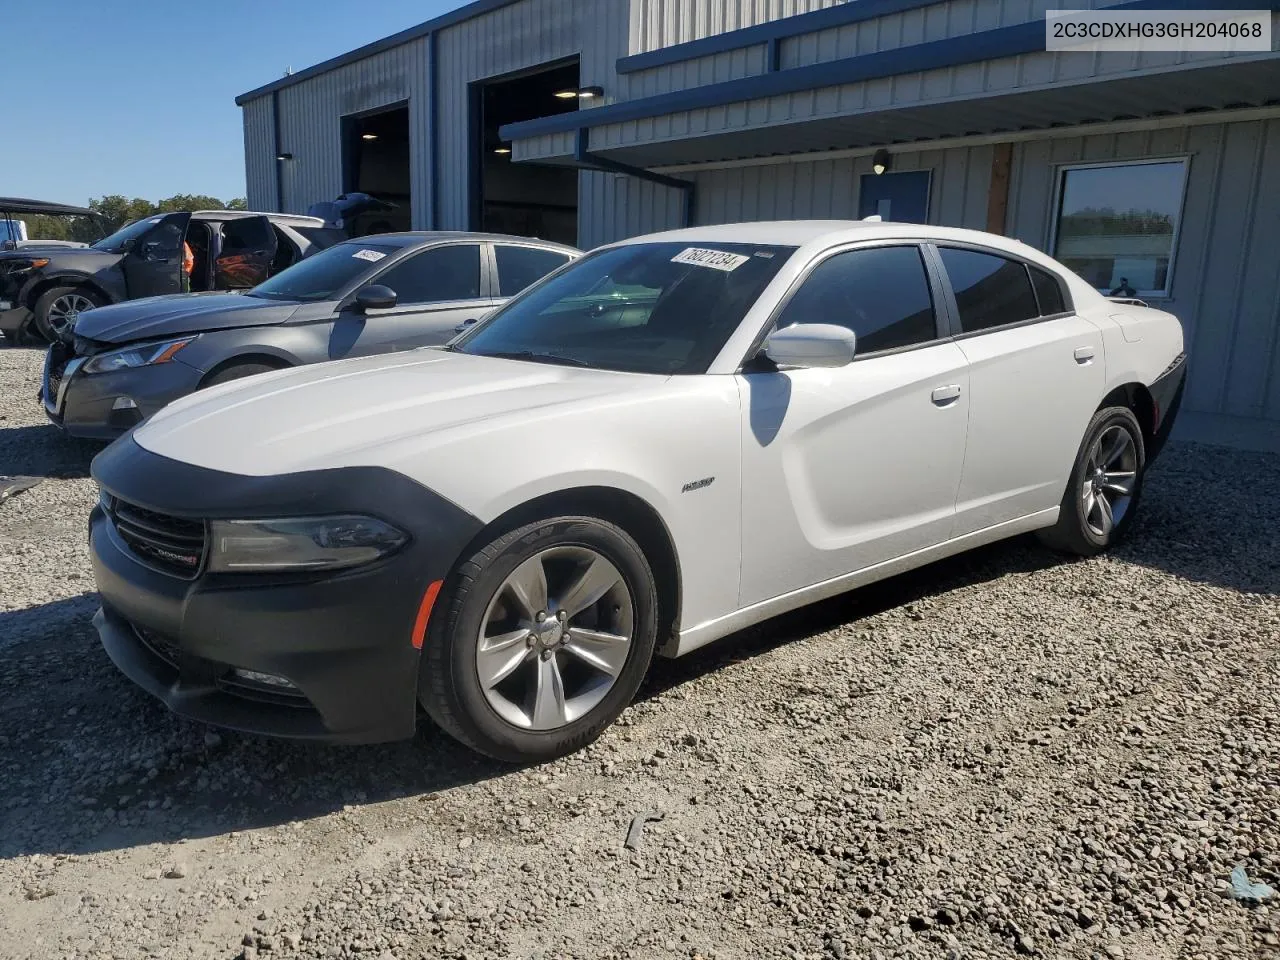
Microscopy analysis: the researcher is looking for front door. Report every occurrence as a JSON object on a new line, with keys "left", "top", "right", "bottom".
{"left": 121, "top": 212, "right": 190, "bottom": 299}
{"left": 331, "top": 242, "right": 496, "bottom": 358}
{"left": 858, "top": 170, "right": 931, "bottom": 223}
{"left": 932, "top": 244, "right": 1107, "bottom": 535}
{"left": 215, "top": 216, "right": 278, "bottom": 289}
{"left": 737, "top": 242, "right": 970, "bottom": 607}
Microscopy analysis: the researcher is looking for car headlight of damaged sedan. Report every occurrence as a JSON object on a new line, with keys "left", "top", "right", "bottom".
{"left": 82, "top": 337, "right": 196, "bottom": 375}
{"left": 208, "top": 515, "right": 409, "bottom": 572}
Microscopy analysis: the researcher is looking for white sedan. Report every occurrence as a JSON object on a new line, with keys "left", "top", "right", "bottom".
{"left": 87, "top": 221, "right": 1186, "bottom": 761}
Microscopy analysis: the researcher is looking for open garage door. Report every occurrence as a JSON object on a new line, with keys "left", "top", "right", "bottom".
{"left": 342, "top": 104, "right": 412, "bottom": 236}
{"left": 473, "top": 60, "right": 580, "bottom": 246}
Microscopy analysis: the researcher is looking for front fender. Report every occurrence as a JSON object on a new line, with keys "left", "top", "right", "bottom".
{"left": 172, "top": 325, "right": 319, "bottom": 375}
{"left": 22, "top": 271, "right": 118, "bottom": 308}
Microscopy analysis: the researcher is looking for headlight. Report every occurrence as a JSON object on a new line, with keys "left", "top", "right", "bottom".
{"left": 207, "top": 515, "right": 408, "bottom": 572}
{"left": 82, "top": 337, "right": 195, "bottom": 375}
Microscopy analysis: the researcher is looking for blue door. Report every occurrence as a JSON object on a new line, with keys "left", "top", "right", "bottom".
{"left": 858, "top": 171, "right": 931, "bottom": 223}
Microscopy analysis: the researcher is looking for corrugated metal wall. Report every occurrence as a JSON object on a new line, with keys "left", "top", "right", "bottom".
{"left": 241, "top": 97, "right": 277, "bottom": 212}
{"left": 629, "top": 0, "right": 844, "bottom": 53}
{"left": 686, "top": 143, "right": 991, "bottom": 228}
{"left": 275, "top": 38, "right": 431, "bottom": 225}
{"left": 1007, "top": 119, "right": 1280, "bottom": 423}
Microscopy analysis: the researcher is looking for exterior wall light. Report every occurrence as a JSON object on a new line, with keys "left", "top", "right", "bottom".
{"left": 494, "top": 146, "right": 512, "bottom": 155}
{"left": 275, "top": 152, "right": 293, "bottom": 161}
{"left": 577, "top": 86, "right": 605, "bottom": 100}
{"left": 554, "top": 89, "right": 578, "bottom": 99}
{"left": 872, "top": 148, "right": 892, "bottom": 175}
{"left": 361, "top": 133, "right": 378, "bottom": 141}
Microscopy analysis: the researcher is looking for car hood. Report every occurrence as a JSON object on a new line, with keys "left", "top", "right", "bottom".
{"left": 73, "top": 293, "right": 302, "bottom": 344}
{"left": 134, "top": 350, "right": 657, "bottom": 476}
{"left": 0, "top": 242, "right": 93, "bottom": 255}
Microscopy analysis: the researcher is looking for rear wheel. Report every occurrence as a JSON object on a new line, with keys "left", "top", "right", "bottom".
{"left": 201, "top": 361, "right": 285, "bottom": 388}
{"left": 420, "top": 516, "right": 659, "bottom": 763}
{"left": 34, "top": 286, "right": 104, "bottom": 342}
{"left": 1038, "top": 406, "right": 1146, "bottom": 556}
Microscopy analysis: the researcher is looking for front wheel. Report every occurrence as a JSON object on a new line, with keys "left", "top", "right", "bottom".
{"left": 33, "top": 286, "right": 104, "bottom": 342}
{"left": 420, "top": 516, "right": 659, "bottom": 763}
{"left": 1038, "top": 406, "right": 1146, "bottom": 556}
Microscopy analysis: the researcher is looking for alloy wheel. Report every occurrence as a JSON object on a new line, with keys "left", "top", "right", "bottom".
{"left": 46, "top": 293, "right": 97, "bottom": 338}
{"left": 475, "top": 545, "right": 634, "bottom": 731}
{"left": 1081, "top": 424, "right": 1138, "bottom": 537}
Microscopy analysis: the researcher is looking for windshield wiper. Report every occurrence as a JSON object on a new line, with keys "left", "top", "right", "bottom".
{"left": 480, "top": 350, "right": 591, "bottom": 368}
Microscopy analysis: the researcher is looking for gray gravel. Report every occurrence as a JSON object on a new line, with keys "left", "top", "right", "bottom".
{"left": 1, "top": 343, "right": 1277, "bottom": 960}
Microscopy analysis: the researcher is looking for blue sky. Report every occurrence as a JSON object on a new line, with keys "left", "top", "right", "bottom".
{"left": 5, "top": 0, "right": 466, "bottom": 206}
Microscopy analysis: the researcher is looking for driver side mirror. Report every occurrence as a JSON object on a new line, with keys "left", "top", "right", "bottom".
{"left": 763, "top": 323, "right": 857, "bottom": 369}
{"left": 353, "top": 284, "right": 397, "bottom": 312}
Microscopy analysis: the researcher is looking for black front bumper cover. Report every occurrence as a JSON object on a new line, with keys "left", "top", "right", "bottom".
{"left": 90, "top": 438, "right": 484, "bottom": 744}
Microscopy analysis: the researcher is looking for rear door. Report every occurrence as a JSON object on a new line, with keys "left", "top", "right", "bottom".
{"left": 343, "top": 242, "right": 493, "bottom": 354}
{"left": 121, "top": 212, "right": 189, "bottom": 299}
{"left": 215, "top": 216, "right": 278, "bottom": 289}
{"left": 933, "top": 244, "right": 1106, "bottom": 536}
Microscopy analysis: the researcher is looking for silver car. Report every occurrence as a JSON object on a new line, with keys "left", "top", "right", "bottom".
{"left": 42, "top": 232, "right": 579, "bottom": 439}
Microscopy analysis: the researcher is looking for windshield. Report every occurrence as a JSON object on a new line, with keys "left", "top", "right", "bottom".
{"left": 91, "top": 215, "right": 171, "bottom": 252}
{"left": 456, "top": 241, "right": 795, "bottom": 374}
{"left": 247, "top": 242, "right": 399, "bottom": 302}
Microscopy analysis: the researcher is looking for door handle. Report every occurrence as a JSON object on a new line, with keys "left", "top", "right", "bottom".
{"left": 453, "top": 318, "right": 479, "bottom": 334}
{"left": 1074, "top": 346, "right": 1096, "bottom": 364}
{"left": 931, "top": 384, "right": 962, "bottom": 406}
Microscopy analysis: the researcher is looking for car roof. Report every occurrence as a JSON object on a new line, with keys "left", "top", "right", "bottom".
{"left": 337, "top": 231, "right": 581, "bottom": 252}
{"left": 611, "top": 219, "right": 1038, "bottom": 260}
{"left": 190, "top": 210, "right": 326, "bottom": 226}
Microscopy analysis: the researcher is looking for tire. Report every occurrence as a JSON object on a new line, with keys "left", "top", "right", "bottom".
{"left": 33, "top": 286, "right": 104, "bottom": 342}
{"left": 420, "top": 516, "right": 659, "bottom": 763}
{"left": 201, "top": 361, "right": 284, "bottom": 388}
{"left": 1037, "top": 405, "right": 1146, "bottom": 557}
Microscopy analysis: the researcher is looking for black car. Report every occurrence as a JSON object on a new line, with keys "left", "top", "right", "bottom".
{"left": 0, "top": 209, "right": 347, "bottom": 344}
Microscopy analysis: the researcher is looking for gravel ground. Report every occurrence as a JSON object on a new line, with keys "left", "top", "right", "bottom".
{"left": 1, "top": 343, "right": 1278, "bottom": 960}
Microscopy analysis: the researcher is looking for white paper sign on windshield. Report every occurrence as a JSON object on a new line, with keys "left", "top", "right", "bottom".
{"left": 352, "top": 249, "right": 387, "bottom": 262}
{"left": 671, "top": 247, "right": 750, "bottom": 272}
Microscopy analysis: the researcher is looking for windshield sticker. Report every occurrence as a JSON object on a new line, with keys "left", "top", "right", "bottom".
{"left": 671, "top": 247, "right": 750, "bottom": 272}
{"left": 352, "top": 249, "right": 387, "bottom": 263}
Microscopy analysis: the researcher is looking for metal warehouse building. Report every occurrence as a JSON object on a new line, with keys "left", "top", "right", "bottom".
{"left": 237, "top": 0, "right": 1280, "bottom": 448}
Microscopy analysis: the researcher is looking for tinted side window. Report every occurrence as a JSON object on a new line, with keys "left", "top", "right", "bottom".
{"left": 222, "top": 217, "right": 274, "bottom": 252}
{"left": 374, "top": 244, "right": 481, "bottom": 304}
{"left": 774, "top": 245, "right": 937, "bottom": 354}
{"left": 939, "top": 248, "right": 1039, "bottom": 333}
{"left": 495, "top": 245, "right": 573, "bottom": 297}
{"left": 1030, "top": 265, "right": 1067, "bottom": 316}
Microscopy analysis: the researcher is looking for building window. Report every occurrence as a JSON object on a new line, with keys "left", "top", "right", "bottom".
{"left": 1052, "top": 159, "right": 1188, "bottom": 298}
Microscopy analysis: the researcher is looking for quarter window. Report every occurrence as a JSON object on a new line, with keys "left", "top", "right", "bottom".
{"left": 374, "top": 244, "right": 481, "bottom": 304}
{"left": 774, "top": 245, "right": 938, "bottom": 354}
{"left": 938, "top": 248, "right": 1039, "bottom": 334}
{"left": 1029, "top": 265, "right": 1067, "bottom": 316}
{"left": 495, "top": 245, "right": 573, "bottom": 297}
{"left": 1052, "top": 159, "right": 1187, "bottom": 297}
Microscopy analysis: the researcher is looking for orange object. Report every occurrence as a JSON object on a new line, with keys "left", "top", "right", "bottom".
{"left": 182, "top": 241, "right": 194, "bottom": 276}
{"left": 411, "top": 580, "right": 443, "bottom": 649}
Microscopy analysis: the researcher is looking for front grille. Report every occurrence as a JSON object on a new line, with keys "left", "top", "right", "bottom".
{"left": 108, "top": 498, "right": 207, "bottom": 578}
{"left": 45, "top": 344, "right": 70, "bottom": 403}
{"left": 133, "top": 625, "right": 181, "bottom": 669}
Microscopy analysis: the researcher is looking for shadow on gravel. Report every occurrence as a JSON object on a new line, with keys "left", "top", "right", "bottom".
{"left": 1119, "top": 442, "right": 1280, "bottom": 596}
{"left": 0, "top": 424, "right": 101, "bottom": 479}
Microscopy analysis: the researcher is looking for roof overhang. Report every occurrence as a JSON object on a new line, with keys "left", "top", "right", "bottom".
{"left": 0, "top": 197, "right": 96, "bottom": 217}
{"left": 507, "top": 55, "right": 1280, "bottom": 171}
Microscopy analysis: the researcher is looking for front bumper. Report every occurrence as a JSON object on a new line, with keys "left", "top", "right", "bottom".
{"left": 0, "top": 303, "right": 33, "bottom": 340}
{"left": 89, "top": 437, "right": 484, "bottom": 744}
{"left": 43, "top": 342, "right": 204, "bottom": 440}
